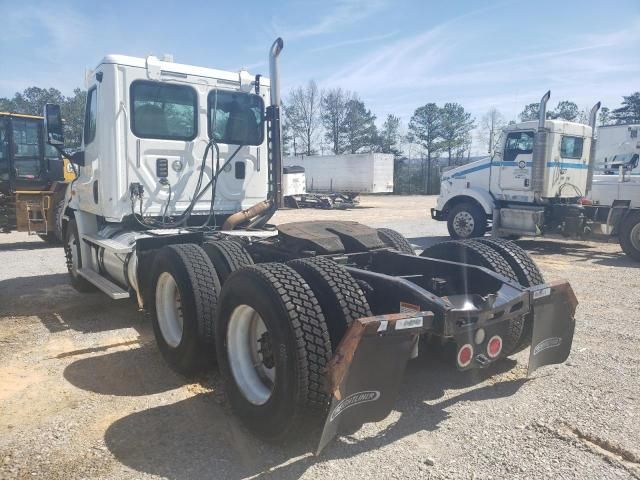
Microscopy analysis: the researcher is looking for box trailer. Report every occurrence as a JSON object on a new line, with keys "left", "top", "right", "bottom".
{"left": 283, "top": 153, "right": 394, "bottom": 194}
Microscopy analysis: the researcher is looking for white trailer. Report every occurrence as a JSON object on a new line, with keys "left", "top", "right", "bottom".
{"left": 283, "top": 153, "right": 394, "bottom": 194}
{"left": 432, "top": 92, "right": 640, "bottom": 261}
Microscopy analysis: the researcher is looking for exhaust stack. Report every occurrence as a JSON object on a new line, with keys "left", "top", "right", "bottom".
{"left": 531, "top": 91, "right": 551, "bottom": 199}
{"left": 585, "top": 101, "right": 601, "bottom": 194}
{"left": 268, "top": 38, "right": 284, "bottom": 209}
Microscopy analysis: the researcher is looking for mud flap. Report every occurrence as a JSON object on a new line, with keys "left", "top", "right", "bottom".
{"left": 316, "top": 311, "right": 433, "bottom": 454}
{"left": 528, "top": 280, "right": 578, "bottom": 375}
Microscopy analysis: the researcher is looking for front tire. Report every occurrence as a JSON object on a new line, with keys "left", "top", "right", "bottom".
{"left": 619, "top": 211, "right": 640, "bottom": 262}
{"left": 147, "top": 244, "right": 220, "bottom": 375}
{"left": 447, "top": 202, "right": 487, "bottom": 239}
{"left": 216, "top": 263, "right": 332, "bottom": 441}
{"left": 64, "top": 218, "right": 96, "bottom": 292}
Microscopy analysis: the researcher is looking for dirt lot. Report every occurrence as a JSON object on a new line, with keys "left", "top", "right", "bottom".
{"left": 1, "top": 195, "right": 639, "bottom": 479}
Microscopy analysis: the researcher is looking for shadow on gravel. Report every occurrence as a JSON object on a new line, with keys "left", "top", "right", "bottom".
{"left": 516, "top": 239, "right": 638, "bottom": 267}
{"left": 0, "top": 273, "right": 142, "bottom": 333}
{"left": 104, "top": 353, "right": 526, "bottom": 479}
{"left": 63, "top": 343, "right": 193, "bottom": 396}
{"left": 0, "top": 240, "right": 58, "bottom": 251}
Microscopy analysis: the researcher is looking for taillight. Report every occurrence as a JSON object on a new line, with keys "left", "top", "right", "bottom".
{"left": 487, "top": 335, "right": 502, "bottom": 358}
{"left": 457, "top": 344, "right": 473, "bottom": 368}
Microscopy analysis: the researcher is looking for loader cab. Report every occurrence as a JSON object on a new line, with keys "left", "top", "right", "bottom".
{"left": 0, "top": 112, "right": 65, "bottom": 194}
{"left": 67, "top": 55, "right": 271, "bottom": 223}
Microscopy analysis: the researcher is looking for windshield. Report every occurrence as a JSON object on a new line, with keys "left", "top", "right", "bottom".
{"left": 0, "top": 118, "right": 8, "bottom": 183}
{"left": 208, "top": 90, "right": 264, "bottom": 146}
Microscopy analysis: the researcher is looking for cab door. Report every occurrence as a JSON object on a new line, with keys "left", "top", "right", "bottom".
{"left": 499, "top": 131, "right": 534, "bottom": 192}
{"left": 10, "top": 117, "right": 47, "bottom": 190}
{"left": 0, "top": 117, "right": 9, "bottom": 193}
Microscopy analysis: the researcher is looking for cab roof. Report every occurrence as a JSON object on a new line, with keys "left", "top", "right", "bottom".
{"left": 505, "top": 119, "right": 592, "bottom": 137}
{"left": 97, "top": 54, "right": 271, "bottom": 87}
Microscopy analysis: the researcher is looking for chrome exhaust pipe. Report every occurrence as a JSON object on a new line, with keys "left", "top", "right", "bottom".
{"left": 268, "top": 37, "right": 285, "bottom": 210}
{"left": 586, "top": 101, "right": 601, "bottom": 194}
{"left": 531, "top": 91, "right": 551, "bottom": 199}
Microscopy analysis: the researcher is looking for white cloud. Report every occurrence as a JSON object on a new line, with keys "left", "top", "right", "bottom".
{"left": 272, "top": 0, "right": 388, "bottom": 40}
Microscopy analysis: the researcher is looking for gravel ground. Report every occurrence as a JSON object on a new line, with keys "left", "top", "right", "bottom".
{"left": 0, "top": 195, "right": 638, "bottom": 480}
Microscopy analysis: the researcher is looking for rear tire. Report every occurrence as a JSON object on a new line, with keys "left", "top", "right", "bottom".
{"left": 64, "top": 218, "right": 96, "bottom": 293}
{"left": 288, "top": 256, "right": 372, "bottom": 350}
{"left": 216, "top": 263, "right": 332, "bottom": 441}
{"left": 420, "top": 240, "right": 524, "bottom": 355}
{"left": 473, "top": 238, "right": 545, "bottom": 352}
{"left": 377, "top": 228, "right": 415, "bottom": 255}
{"left": 202, "top": 239, "right": 254, "bottom": 284}
{"left": 619, "top": 211, "right": 640, "bottom": 262}
{"left": 147, "top": 244, "right": 220, "bottom": 375}
{"left": 447, "top": 202, "right": 487, "bottom": 239}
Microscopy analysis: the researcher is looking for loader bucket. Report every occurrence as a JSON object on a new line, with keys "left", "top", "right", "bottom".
{"left": 317, "top": 311, "right": 433, "bottom": 454}
{"left": 527, "top": 280, "right": 578, "bottom": 375}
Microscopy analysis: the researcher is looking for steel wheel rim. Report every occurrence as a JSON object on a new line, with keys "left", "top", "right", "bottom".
{"left": 227, "top": 304, "right": 276, "bottom": 405}
{"left": 453, "top": 211, "right": 475, "bottom": 237}
{"left": 631, "top": 222, "right": 640, "bottom": 252}
{"left": 155, "top": 272, "right": 184, "bottom": 348}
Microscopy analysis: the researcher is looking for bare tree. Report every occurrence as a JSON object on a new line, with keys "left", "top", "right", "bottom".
{"left": 479, "top": 108, "right": 506, "bottom": 154}
{"left": 321, "top": 88, "right": 351, "bottom": 154}
{"left": 284, "top": 80, "right": 321, "bottom": 156}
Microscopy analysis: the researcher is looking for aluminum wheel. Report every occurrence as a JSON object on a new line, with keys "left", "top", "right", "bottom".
{"left": 227, "top": 304, "right": 276, "bottom": 405}
{"left": 453, "top": 210, "right": 475, "bottom": 238}
{"left": 155, "top": 272, "right": 184, "bottom": 348}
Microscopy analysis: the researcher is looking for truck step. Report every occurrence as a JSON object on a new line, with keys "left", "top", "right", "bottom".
{"left": 77, "top": 268, "right": 130, "bottom": 300}
{"left": 82, "top": 233, "right": 133, "bottom": 254}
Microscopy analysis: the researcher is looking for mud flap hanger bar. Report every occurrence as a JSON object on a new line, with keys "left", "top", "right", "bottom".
{"left": 317, "top": 310, "right": 433, "bottom": 454}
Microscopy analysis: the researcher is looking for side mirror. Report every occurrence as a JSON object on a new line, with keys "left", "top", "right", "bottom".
{"left": 43, "top": 104, "right": 65, "bottom": 146}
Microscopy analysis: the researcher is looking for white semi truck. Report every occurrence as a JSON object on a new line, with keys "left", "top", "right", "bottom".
{"left": 44, "top": 41, "right": 579, "bottom": 453}
{"left": 432, "top": 92, "right": 640, "bottom": 261}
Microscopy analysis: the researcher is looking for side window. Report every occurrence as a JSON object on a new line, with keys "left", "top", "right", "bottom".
{"left": 504, "top": 131, "right": 534, "bottom": 162}
{"left": 208, "top": 90, "right": 265, "bottom": 146}
{"left": 84, "top": 87, "right": 97, "bottom": 145}
{"left": 560, "top": 136, "right": 584, "bottom": 159}
{"left": 130, "top": 81, "right": 197, "bottom": 141}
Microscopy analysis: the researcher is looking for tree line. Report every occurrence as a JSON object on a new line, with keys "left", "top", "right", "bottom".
{"left": 282, "top": 81, "right": 476, "bottom": 169}
{"left": 1, "top": 83, "right": 639, "bottom": 166}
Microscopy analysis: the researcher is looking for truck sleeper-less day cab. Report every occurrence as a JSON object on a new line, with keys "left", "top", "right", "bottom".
{"left": 432, "top": 92, "right": 640, "bottom": 261}
{"left": 45, "top": 40, "right": 578, "bottom": 453}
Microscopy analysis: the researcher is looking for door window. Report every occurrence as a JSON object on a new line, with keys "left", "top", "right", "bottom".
{"left": 11, "top": 118, "right": 42, "bottom": 179}
{"left": 504, "top": 131, "right": 534, "bottom": 163}
{"left": 560, "top": 136, "right": 584, "bottom": 159}
{"left": 131, "top": 81, "right": 197, "bottom": 141}
{"left": 84, "top": 87, "right": 97, "bottom": 145}
{"left": 0, "top": 119, "right": 8, "bottom": 182}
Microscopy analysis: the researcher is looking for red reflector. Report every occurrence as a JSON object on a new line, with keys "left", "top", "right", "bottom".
{"left": 487, "top": 335, "right": 502, "bottom": 358}
{"left": 457, "top": 344, "right": 473, "bottom": 367}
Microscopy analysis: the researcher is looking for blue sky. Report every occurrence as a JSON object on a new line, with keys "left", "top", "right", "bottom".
{"left": 1, "top": 0, "right": 638, "bottom": 152}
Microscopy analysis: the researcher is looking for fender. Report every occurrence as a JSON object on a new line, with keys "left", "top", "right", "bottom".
{"left": 440, "top": 187, "right": 496, "bottom": 217}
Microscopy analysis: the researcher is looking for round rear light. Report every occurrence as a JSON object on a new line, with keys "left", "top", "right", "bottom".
{"left": 457, "top": 344, "right": 473, "bottom": 368}
{"left": 487, "top": 335, "right": 502, "bottom": 358}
